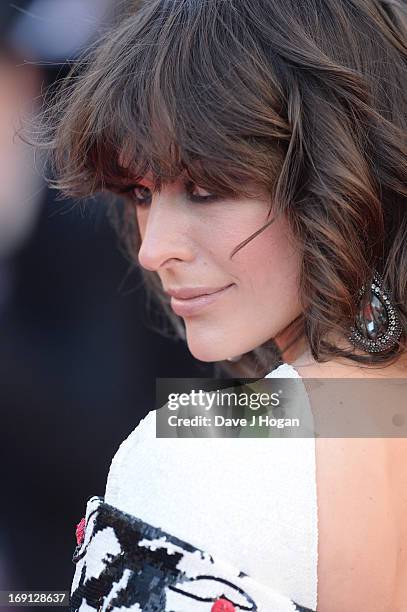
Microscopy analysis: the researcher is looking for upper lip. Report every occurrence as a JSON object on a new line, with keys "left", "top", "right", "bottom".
{"left": 164, "top": 285, "right": 232, "bottom": 300}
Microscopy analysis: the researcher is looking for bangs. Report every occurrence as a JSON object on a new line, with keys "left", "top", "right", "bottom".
{"left": 48, "top": 0, "right": 288, "bottom": 200}
{"left": 42, "top": 0, "right": 407, "bottom": 371}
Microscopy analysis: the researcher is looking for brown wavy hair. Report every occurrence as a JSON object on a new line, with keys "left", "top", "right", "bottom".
{"left": 37, "top": 0, "right": 407, "bottom": 377}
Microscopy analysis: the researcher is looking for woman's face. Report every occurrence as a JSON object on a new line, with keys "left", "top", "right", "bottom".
{"left": 135, "top": 174, "right": 303, "bottom": 362}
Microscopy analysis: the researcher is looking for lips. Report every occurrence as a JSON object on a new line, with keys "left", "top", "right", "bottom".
{"left": 165, "top": 285, "right": 232, "bottom": 300}
{"left": 169, "top": 284, "right": 234, "bottom": 316}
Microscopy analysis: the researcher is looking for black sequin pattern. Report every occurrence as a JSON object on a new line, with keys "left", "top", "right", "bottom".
{"left": 70, "top": 496, "right": 315, "bottom": 612}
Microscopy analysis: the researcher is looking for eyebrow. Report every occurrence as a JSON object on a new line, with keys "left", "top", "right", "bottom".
{"left": 140, "top": 168, "right": 192, "bottom": 186}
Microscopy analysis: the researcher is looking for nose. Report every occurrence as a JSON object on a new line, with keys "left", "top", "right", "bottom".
{"left": 137, "top": 193, "right": 194, "bottom": 272}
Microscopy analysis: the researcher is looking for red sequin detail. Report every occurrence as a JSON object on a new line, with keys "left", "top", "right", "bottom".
{"left": 211, "top": 598, "right": 236, "bottom": 612}
{"left": 75, "top": 517, "right": 86, "bottom": 546}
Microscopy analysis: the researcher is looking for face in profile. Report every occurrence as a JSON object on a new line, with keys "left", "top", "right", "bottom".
{"left": 135, "top": 174, "right": 303, "bottom": 362}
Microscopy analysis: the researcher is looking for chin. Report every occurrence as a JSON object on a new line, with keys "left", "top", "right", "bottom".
{"left": 185, "top": 334, "right": 245, "bottom": 364}
{"left": 187, "top": 344, "right": 224, "bottom": 363}
{"left": 184, "top": 320, "right": 253, "bottom": 363}
{"left": 185, "top": 336, "right": 230, "bottom": 363}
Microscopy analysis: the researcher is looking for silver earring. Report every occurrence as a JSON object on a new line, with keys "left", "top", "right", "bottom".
{"left": 226, "top": 355, "right": 242, "bottom": 362}
{"left": 348, "top": 269, "right": 403, "bottom": 353}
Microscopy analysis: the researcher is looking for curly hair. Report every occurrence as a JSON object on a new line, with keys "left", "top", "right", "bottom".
{"left": 37, "top": 0, "right": 407, "bottom": 377}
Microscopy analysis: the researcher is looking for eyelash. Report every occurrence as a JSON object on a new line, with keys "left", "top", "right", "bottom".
{"left": 121, "top": 181, "right": 220, "bottom": 208}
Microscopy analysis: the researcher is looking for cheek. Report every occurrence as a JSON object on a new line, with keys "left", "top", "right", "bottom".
{"left": 135, "top": 209, "right": 147, "bottom": 239}
{"left": 237, "top": 217, "right": 302, "bottom": 312}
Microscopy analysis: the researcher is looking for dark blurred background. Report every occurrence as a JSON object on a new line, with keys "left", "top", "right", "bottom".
{"left": 0, "top": 0, "right": 214, "bottom": 601}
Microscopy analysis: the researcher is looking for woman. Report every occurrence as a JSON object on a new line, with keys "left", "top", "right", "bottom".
{"left": 39, "top": 0, "right": 407, "bottom": 610}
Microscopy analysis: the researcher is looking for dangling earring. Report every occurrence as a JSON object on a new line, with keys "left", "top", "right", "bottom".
{"left": 348, "top": 269, "right": 403, "bottom": 353}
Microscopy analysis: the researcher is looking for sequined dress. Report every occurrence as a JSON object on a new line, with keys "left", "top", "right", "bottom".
{"left": 69, "top": 363, "right": 318, "bottom": 611}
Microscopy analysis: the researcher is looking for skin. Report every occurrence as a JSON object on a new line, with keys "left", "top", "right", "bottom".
{"left": 293, "top": 346, "right": 407, "bottom": 611}
{"left": 134, "top": 174, "right": 407, "bottom": 611}
{"left": 136, "top": 174, "right": 303, "bottom": 363}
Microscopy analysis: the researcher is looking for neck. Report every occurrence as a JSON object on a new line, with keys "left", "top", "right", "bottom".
{"left": 274, "top": 317, "right": 310, "bottom": 365}
{"left": 276, "top": 326, "right": 407, "bottom": 377}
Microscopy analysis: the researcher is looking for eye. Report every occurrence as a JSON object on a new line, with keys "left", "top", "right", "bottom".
{"left": 185, "top": 180, "right": 219, "bottom": 203}
{"left": 122, "top": 181, "right": 219, "bottom": 208}
{"left": 125, "top": 184, "right": 152, "bottom": 208}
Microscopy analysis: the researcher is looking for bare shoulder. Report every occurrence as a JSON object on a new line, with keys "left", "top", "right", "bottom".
{"left": 315, "top": 436, "right": 407, "bottom": 612}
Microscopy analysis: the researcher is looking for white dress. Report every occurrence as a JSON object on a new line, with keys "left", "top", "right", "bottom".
{"left": 70, "top": 363, "right": 318, "bottom": 612}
